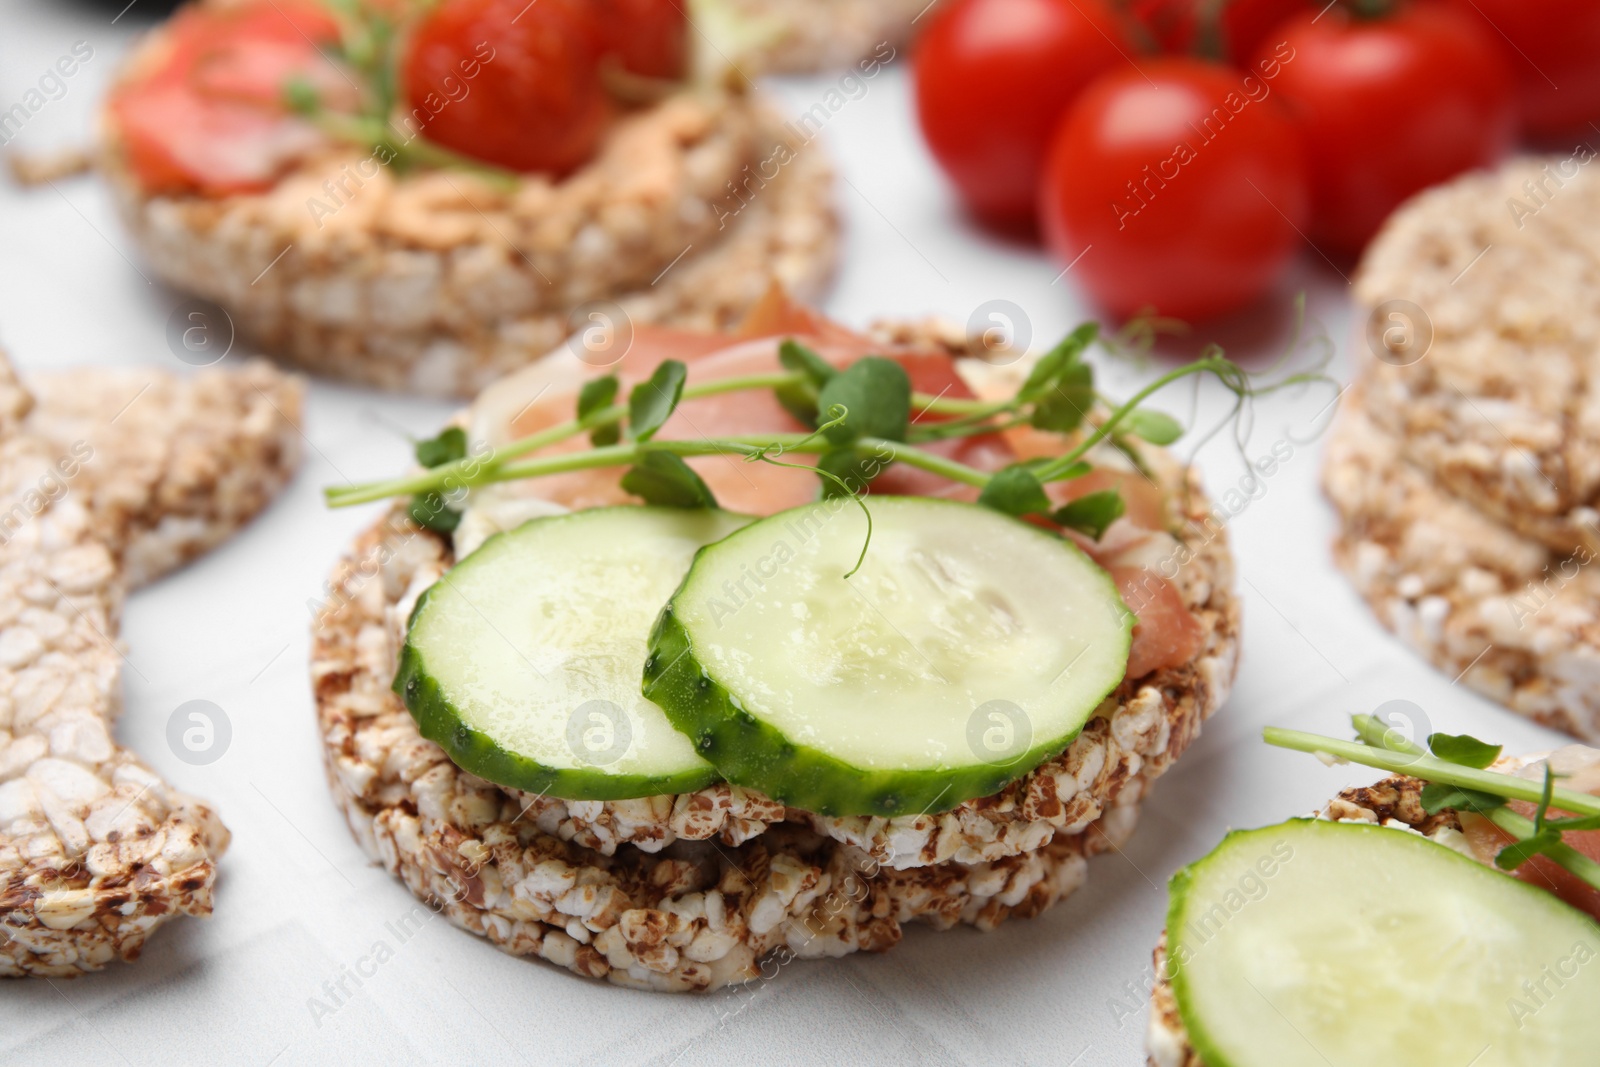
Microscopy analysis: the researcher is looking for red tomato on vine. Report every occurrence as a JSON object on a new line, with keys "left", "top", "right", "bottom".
{"left": 1125, "top": 0, "right": 1315, "bottom": 62}
{"left": 1039, "top": 57, "right": 1310, "bottom": 321}
{"left": 1439, "top": 0, "right": 1600, "bottom": 141}
{"left": 1259, "top": 3, "right": 1515, "bottom": 255}
{"left": 914, "top": 0, "right": 1135, "bottom": 228}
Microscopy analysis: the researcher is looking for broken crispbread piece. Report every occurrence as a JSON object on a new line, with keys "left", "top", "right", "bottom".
{"left": 0, "top": 354, "right": 303, "bottom": 977}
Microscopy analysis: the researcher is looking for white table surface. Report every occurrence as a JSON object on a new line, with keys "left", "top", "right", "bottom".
{"left": 0, "top": 4, "right": 1574, "bottom": 1064}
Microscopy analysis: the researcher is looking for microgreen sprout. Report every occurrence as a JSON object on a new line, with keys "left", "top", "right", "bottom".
{"left": 1266, "top": 719, "right": 1600, "bottom": 894}
{"left": 283, "top": 0, "right": 520, "bottom": 187}
{"left": 327, "top": 314, "right": 1338, "bottom": 565}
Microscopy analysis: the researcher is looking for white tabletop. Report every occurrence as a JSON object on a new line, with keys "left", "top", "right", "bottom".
{"left": 0, "top": 4, "right": 1573, "bottom": 1064}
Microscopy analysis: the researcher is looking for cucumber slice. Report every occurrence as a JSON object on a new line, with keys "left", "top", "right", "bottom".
{"left": 1168, "top": 819, "right": 1600, "bottom": 1067}
{"left": 396, "top": 507, "right": 751, "bottom": 800}
{"left": 644, "top": 497, "right": 1132, "bottom": 817}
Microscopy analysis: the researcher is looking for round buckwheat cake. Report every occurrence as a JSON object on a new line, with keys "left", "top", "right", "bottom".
{"left": 1143, "top": 748, "right": 1600, "bottom": 1066}
{"left": 722, "top": 0, "right": 933, "bottom": 74}
{"left": 1324, "top": 391, "right": 1600, "bottom": 745}
{"left": 101, "top": 33, "right": 838, "bottom": 398}
{"left": 0, "top": 354, "right": 303, "bottom": 978}
{"left": 310, "top": 340, "right": 1240, "bottom": 988}
{"left": 1355, "top": 154, "right": 1600, "bottom": 556}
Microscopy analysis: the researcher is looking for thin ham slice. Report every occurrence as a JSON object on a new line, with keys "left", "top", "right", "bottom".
{"left": 490, "top": 336, "right": 1009, "bottom": 514}
{"left": 1052, "top": 467, "right": 1168, "bottom": 532}
{"left": 1459, "top": 749, "right": 1600, "bottom": 923}
{"left": 111, "top": 83, "right": 330, "bottom": 197}
{"left": 1110, "top": 566, "right": 1204, "bottom": 680}
{"left": 470, "top": 300, "right": 1205, "bottom": 683}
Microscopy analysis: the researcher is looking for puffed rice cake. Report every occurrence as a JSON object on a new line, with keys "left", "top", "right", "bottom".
{"left": 1324, "top": 394, "right": 1600, "bottom": 743}
{"left": 722, "top": 0, "right": 933, "bottom": 74}
{"left": 0, "top": 354, "right": 303, "bottom": 977}
{"left": 101, "top": 42, "right": 840, "bottom": 398}
{"left": 309, "top": 347, "right": 1240, "bottom": 989}
{"left": 1355, "top": 154, "right": 1600, "bottom": 556}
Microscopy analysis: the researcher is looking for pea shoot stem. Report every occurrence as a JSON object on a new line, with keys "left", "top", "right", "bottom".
{"left": 326, "top": 430, "right": 992, "bottom": 508}
{"left": 1264, "top": 726, "right": 1600, "bottom": 818}
{"left": 487, "top": 435, "right": 988, "bottom": 486}
{"left": 1036, "top": 357, "right": 1221, "bottom": 482}
{"left": 1347, "top": 715, "right": 1600, "bottom": 892}
{"left": 1483, "top": 807, "right": 1600, "bottom": 891}
{"left": 327, "top": 322, "right": 1335, "bottom": 513}
{"left": 327, "top": 372, "right": 1001, "bottom": 508}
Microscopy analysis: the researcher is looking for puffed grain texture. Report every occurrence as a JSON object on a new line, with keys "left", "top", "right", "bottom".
{"left": 0, "top": 355, "right": 302, "bottom": 977}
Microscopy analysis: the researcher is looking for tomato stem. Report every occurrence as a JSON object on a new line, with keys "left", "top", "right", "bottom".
{"left": 1192, "top": 0, "right": 1230, "bottom": 63}
{"left": 1345, "top": 0, "right": 1397, "bottom": 21}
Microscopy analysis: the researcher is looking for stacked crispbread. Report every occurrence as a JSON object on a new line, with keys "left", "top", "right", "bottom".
{"left": 310, "top": 325, "right": 1242, "bottom": 990}
{"left": 1325, "top": 156, "right": 1600, "bottom": 744}
{"left": 101, "top": 9, "right": 840, "bottom": 398}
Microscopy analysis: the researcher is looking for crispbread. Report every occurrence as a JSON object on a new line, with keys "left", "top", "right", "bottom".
{"left": 1355, "top": 155, "right": 1600, "bottom": 555}
{"left": 23, "top": 361, "right": 302, "bottom": 587}
{"left": 315, "top": 507, "right": 1164, "bottom": 990}
{"left": 723, "top": 0, "right": 931, "bottom": 74}
{"left": 0, "top": 356, "right": 303, "bottom": 978}
{"left": 310, "top": 412, "right": 1239, "bottom": 988}
{"left": 1323, "top": 392, "right": 1600, "bottom": 743}
{"left": 101, "top": 82, "right": 838, "bottom": 397}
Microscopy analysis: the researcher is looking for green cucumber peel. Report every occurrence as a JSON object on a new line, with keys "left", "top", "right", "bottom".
{"left": 394, "top": 507, "right": 749, "bottom": 801}
{"left": 643, "top": 497, "right": 1132, "bottom": 817}
{"left": 643, "top": 605, "right": 1051, "bottom": 817}
{"left": 394, "top": 635, "right": 719, "bottom": 801}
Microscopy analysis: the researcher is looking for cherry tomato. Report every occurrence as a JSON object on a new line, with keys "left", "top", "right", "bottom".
{"left": 1039, "top": 57, "right": 1310, "bottom": 321}
{"left": 914, "top": 0, "right": 1135, "bottom": 229}
{"left": 403, "top": 0, "right": 610, "bottom": 175}
{"left": 1127, "top": 0, "right": 1315, "bottom": 63}
{"left": 1439, "top": 0, "right": 1600, "bottom": 142}
{"left": 1259, "top": 4, "right": 1515, "bottom": 257}
{"left": 594, "top": 0, "right": 689, "bottom": 80}
{"left": 1123, "top": 0, "right": 1194, "bottom": 52}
